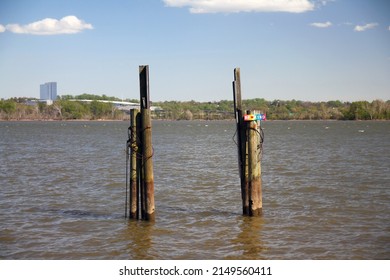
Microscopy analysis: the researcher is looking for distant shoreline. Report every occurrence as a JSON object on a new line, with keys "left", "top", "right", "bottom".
{"left": 2, "top": 97, "right": 389, "bottom": 120}
{"left": 0, "top": 118, "right": 126, "bottom": 122}
{"left": 1, "top": 118, "right": 389, "bottom": 122}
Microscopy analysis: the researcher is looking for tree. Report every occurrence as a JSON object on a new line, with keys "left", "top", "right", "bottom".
{"left": 371, "top": 99, "right": 386, "bottom": 119}
{"left": 349, "top": 101, "right": 371, "bottom": 120}
{"left": 0, "top": 100, "right": 16, "bottom": 115}
{"left": 60, "top": 100, "right": 88, "bottom": 119}
{"left": 90, "top": 100, "right": 113, "bottom": 119}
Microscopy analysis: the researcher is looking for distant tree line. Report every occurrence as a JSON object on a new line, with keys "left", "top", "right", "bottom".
{"left": 1, "top": 95, "right": 389, "bottom": 121}
{"left": 0, "top": 96, "right": 124, "bottom": 120}
{"left": 153, "top": 99, "right": 390, "bottom": 121}
{"left": 60, "top": 93, "right": 139, "bottom": 103}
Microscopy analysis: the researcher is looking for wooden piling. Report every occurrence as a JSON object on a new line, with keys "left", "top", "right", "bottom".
{"left": 126, "top": 65, "right": 155, "bottom": 221}
{"left": 129, "top": 109, "right": 139, "bottom": 219}
{"left": 137, "top": 111, "right": 145, "bottom": 220}
{"left": 233, "top": 68, "right": 250, "bottom": 215}
{"left": 139, "top": 65, "right": 155, "bottom": 221}
{"left": 233, "top": 68, "right": 263, "bottom": 216}
{"left": 247, "top": 111, "right": 262, "bottom": 216}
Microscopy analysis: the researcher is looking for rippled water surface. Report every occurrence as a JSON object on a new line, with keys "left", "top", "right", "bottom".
{"left": 1, "top": 120, "right": 389, "bottom": 259}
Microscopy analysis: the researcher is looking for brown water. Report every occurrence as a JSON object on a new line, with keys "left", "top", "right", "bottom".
{"left": 0, "top": 120, "right": 389, "bottom": 259}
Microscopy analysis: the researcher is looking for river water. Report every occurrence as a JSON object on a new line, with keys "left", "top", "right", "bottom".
{"left": 0, "top": 120, "right": 389, "bottom": 259}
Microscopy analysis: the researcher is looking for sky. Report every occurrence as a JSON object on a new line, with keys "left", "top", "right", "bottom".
{"left": 0, "top": 0, "right": 389, "bottom": 102}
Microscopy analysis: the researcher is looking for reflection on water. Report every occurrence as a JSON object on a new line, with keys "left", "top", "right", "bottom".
{"left": 122, "top": 220, "right": 154, "bottom": 259}
{"left": 227, "top": 216, "right": 266, "bottom": 259}
{"left": 0, "top": 120, "right": 389, "bottom": 259}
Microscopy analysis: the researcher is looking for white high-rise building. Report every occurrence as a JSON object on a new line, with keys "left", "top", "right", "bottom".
{"left": 40, "top": 82, "right": 57, "bottom": 101}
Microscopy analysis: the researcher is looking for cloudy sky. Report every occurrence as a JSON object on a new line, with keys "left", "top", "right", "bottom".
{"left": 0, "top": 0, "right": 389, "bottom": 102}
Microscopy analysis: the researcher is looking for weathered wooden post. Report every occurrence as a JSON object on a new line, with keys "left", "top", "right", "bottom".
{"left": 139, "top": 65, "right": 155, "bottom": 221}
{"left": 233, "top": 68, "right": 249, "bottom": 215}
{"left": 247, "top": 110, "right": 262, "bottom": 216}
{"left": 129, "top": 109, "right": 140, "bottom": 219}
{"left": 233, "top": 68, "right": 264, "bottom": 216}
{"left": 125, "top": 66, "right": 155, "bottom": 221}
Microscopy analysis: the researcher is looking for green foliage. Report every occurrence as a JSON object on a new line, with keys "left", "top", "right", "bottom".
{"left": 348, "top": 101, "right": 372, "bottom": 120}
{"left": 90, "top": 100, "right": 113, "bottom": 119}
{"left": 59, "top": 95, "right": 74, "bottom": 100}
{"left": 154, "top": 99, "right": 390, "bottom": 121}
{"left": 153, "top": 100, "right": 234, "bottom": 120}
{"left": 1, "top": 96, "right": 390, "bottom": 121}
{"left": 60, "top": 100, "right": 89, "bottom": 119}
{"left": 0, "top": 100, "right": 17, "bottom": 114}
{"left": 242, "top": 98, "right": 268, "bottom": 112}
{"left": 60, "top": 93, "right": 126, "bottom": 102}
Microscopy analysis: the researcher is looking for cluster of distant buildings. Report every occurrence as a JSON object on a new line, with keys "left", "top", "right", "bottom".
{"left": 36, "top": 81, "right": 161, "bottom": 113}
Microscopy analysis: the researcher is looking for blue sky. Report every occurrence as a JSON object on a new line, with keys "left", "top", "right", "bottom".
{"left": 0, "top": 0, "right": 389, "bottom": 102}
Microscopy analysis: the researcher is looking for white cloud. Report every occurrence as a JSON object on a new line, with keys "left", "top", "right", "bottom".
{"left": 0, "top": 24, "right": 5, "bottom": 33}
{"left": 163, "top": 0, "right": 315, "bottom": 13}
{"left": 319, "top": 0, "right": 331, "bottom": 5}
{"left": 4, "top": 15, "right": 93, "bottom": 35}
{"left": 310, "top": 21, "right": 332, "bottom": 28}
{"left": 388, "top": 26, "right": 390, "bottom": 31}
{"left": 354, "top": 23, "right": 378, "bottom": 32}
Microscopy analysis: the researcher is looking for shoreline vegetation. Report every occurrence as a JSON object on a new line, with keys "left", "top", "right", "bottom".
{"left": 1, "top": 94, "right": 389, "bottom": 121}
